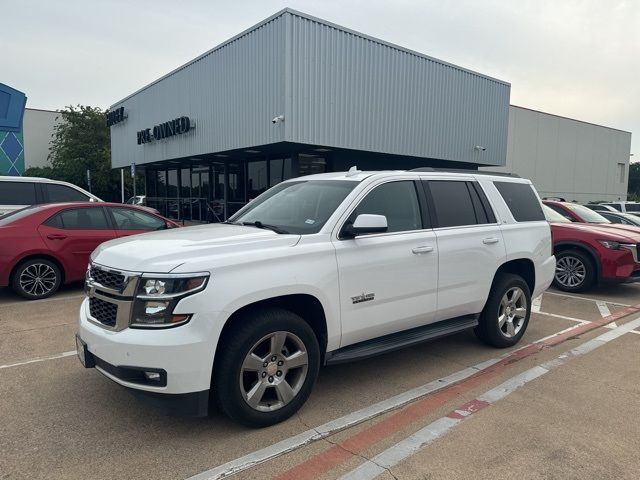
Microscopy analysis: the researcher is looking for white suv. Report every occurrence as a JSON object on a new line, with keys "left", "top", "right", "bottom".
{"left": 77, "top": 169, "right": 555, "bottom": 426}
{"left": 0, "top": 176, "right": 100, "bottom": 216}
{"left": 599, "top": 201, "right": 640, "bottom": 215}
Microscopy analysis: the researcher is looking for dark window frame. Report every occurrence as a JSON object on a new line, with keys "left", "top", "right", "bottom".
{"left": 339, "top": 180, "right": 426, "bottom": 239}
{"left": 494, "top": 181, "right": 546, "bottom": 223}
{"left": 423, "top": 180, "right": 493, "bottom": 228}
{"left": 43, "top": 206, "right": 113, "bottom": 230}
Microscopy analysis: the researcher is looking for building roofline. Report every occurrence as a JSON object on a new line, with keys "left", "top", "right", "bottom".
{"left": 25, "top": 107, "right": 58, "bottom": 113}
{"left": 110, "top": 8, "right": 510, "bottom": 108}
{"left": 510, "top": 104, "right": 632, "bottom": 135}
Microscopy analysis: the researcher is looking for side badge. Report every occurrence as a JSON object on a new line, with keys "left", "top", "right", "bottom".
{"left": 351, "top": 292, "right": 375, "bottom": 304}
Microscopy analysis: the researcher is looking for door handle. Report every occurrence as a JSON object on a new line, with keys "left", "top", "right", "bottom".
{"left": 47, "top": 234, "right": 67, "bottom": 240}
{"left": 483, "top": 237, "right": 500, "bottom": 245}
{"left": 412, "top": 245, "right": 434, "bottom": 254}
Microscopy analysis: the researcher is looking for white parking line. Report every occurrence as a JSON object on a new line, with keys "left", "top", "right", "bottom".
{"left": 0, "top": 294, "right": 84, "bottom": 308}
{"left": 0, "top": 351, "right": 76, "bottom": 370}
{"left": 544, "top": 290, "right": 631, "bottom": 307}
{"left": 338, "top": 317, "right": 640, "bottom": 480}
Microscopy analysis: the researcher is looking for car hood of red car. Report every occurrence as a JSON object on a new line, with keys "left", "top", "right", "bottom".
{"left": 550, "top": 221, "right": 640, "bottom": 243}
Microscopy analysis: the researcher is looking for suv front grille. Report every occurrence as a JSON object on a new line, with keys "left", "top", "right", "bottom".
{"left": 90, "top": 267, "right": 125, "bottom": 291}
{"left": 89, "top": 297, "right": 118, "bottom": 327}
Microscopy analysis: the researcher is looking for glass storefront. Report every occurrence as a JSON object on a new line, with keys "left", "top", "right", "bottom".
{"left": 143, "top": 154, "right": 320, "bottom": 223}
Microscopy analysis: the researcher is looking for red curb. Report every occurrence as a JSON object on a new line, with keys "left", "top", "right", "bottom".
{"left": 273, "top": 303, "right": 640, "bottom": 480}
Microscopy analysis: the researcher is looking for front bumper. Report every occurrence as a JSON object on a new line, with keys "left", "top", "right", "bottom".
{"left": 78, "top": 297, "right": 223, "bottom": 399}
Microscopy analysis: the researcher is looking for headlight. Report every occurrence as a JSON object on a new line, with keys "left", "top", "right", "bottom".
{"left": 131, "top": 273, "right": 209, "bottom": 328}
{"left": 598, "top": 240, "right": 621, "bottom": 249}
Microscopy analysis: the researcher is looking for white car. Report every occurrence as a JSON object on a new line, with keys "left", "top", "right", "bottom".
{"left": 0, "top": 176, "right": 100, "bottom": 216}
{"left": 598, "top": 201, "right": 640, "bottom": 215}
{"left": 77, "top": 169, "right": 555, "bottom": 426}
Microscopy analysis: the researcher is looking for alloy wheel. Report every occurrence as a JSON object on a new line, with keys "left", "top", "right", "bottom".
{"left": 498, "top": 287, "right": 527, "bottom": 338}
{"left": 555, "top": 256, "right": 586, "bottom": 288}
{"left": 19, "top": 263, "right": 57, "bottom": 297}
{"left": 239, "top": 331, "right": 309, "bottom": 412}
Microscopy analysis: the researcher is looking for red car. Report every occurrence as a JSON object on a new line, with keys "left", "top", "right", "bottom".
{"left": 544, "top": 200, "right": 640, "bottom": 233}
{"left": 0, "top": 202, "right": 180, "bottom": 299}
{"left": 544, "top": 205, "right": 640, "bottom": 291}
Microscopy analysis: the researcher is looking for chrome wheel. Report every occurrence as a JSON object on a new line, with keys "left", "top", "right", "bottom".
{"left": 239, "top": 331, "right": 309, "bottom": 412}
{"left": 555, "top": 256, "right": 586, "bottom": 288}
{"left": 498, "top": 287, "right": 527, "bottom": 338}
{"left": 19, "top": 263, "right": 57, "bottom": 297}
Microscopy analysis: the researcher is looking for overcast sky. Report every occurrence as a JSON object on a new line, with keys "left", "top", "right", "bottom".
{"left": 4, "top": 0, "right": 638, "bottom": 159}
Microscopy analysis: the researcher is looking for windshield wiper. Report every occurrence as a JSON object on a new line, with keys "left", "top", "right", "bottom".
{"left": 240, "top": 221, "right": 290, "bottom": 234}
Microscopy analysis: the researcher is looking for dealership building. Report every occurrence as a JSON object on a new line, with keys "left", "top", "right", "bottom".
{"left": 108, "top": 8, "right": 632, "bottom": 222}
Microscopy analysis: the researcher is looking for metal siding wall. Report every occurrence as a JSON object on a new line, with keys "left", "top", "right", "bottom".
{"left": 110, "top": 16, "right": 286, "bottom": 168}
{"left": 486, "top": 106, "right": 632, "bottom": 202}
{"left": 286, "top": 14, "right": 509, "bottom": 166}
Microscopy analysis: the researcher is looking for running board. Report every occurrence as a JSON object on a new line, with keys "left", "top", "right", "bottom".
{"left": 325, "top": 314, "right": 479, "bottom": 365}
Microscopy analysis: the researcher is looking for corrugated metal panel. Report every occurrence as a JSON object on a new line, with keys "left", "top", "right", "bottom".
{"left": 285, "top": 11, "right": 510, "bottom": 165}
{"left": 110, "top": 15, "right": 287, "bottom": 168}
{"left": 484, "top": 106, "right": 632, "bottom": 202}
{"left": 111, "top": 9, "right": 510, "bottom": 168}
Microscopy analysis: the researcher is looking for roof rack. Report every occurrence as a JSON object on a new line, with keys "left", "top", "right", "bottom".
{"left": 408, "top": 167, "right": 520, "bottom": 178}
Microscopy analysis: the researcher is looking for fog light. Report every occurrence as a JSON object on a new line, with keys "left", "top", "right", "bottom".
{"left": 144, "top": 371, "right": 161, "bottom": 381}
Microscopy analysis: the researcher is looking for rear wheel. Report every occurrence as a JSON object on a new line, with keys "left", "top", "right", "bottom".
{"left": 11, "top": 258, "right": 62, "bottom": 300}
{"left": 553, "top": 249, "right": 595, "bottom": 292}
{"left": 213, "top": 308, "right": 320, "bottom": 427}
{"left": 476, "top": 273, "right": 531, "bottom": 348}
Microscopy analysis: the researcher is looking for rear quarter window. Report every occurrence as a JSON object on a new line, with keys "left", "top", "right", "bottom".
{"left": 0, "top": 182, "right": 37, "bottom": 205}
{"left": 494, "top": 182, "right": 545, "bottom": 222}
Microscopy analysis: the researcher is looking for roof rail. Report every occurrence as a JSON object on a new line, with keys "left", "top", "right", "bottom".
{"left": 408, "top": 167, "right": 521, "bottom": 178}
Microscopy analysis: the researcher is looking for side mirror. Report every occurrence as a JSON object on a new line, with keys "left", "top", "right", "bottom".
{"left": 342, "top": 214, "right": 388, "bottom": 238}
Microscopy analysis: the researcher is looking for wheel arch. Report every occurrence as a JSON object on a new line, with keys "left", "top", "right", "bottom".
{"left": 9, "top": 253, "right": 66, "bottom": 285}
{"left": 493, "top": 258, "right": 536, "bottom": 294}
{"left": 214, "top": 293, "right": 329, "bottom": 367}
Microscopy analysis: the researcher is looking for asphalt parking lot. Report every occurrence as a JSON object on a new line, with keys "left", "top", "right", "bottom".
{"left": 1, "top": 283, "right": 639, "bottom": 480}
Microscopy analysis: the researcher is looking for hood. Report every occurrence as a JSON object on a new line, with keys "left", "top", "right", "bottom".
{"left": 550, "top": 222, "right": 640, "bottom": 243}
{"left": 91, "top": 224, "right": 301, "bottom": 273}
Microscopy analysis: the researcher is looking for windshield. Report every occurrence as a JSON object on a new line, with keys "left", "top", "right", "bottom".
{"left": 0, "top": 205, "right": 43, "bottom": 226}
{"left": 543, "top": 205, "right": 571, "bottom": 223}
{"left": 565, "top": 203, "right": 610, "bottom": 223}
{"left": 230, "top": 180, "right": 358, "bottom": 234}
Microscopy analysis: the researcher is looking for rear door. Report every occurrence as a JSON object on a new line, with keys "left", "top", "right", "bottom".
{"left": 107, "top": 206, "right": 169, "bottom": 237}
{"left": 424, "top": 178, "right": 507, "bottom": 321}
{"left": 333, "top": 179, "right": 438, "bottom": 346}
{"left": 38, "top": 207, "right": 117, "bottom": 281}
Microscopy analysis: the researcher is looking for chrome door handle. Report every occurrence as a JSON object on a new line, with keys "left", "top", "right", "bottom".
{"left": 483, "top": 237, "right": 499, "bottom": 245}
{"left": 412, "top": 245, "right": 434, "bottom": 254}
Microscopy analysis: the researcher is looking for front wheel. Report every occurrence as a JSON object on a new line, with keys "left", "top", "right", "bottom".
{"left": 475, "top": 273, "right": 531, "bottom": 348}
{"left": 553, "top": 250, "right": 595, "bottom": 292}
{"left": 213, "top": 308, "right": 320, "bottom": 427}
{"left": 11, "top": 258, "right": 62, "bottom": 300}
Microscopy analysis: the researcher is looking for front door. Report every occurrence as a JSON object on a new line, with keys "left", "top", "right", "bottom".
{"left": 38, "top": 206, "right": 117, "bottom": 282}
{"left": 333, "top": 180, "right": 438, "bottom": 347}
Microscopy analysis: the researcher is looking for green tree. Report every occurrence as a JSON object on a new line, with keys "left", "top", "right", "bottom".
{"left": 628, "top": 162, "right": 640, "bottom": 201}
{"left": 23, "top": 105, "right": 142, "bottom": 202}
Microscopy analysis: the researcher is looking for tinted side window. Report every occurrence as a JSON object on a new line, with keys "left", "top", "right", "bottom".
{"left": 0, "top": 182, "right": 36, "bottom": 205}
{"left": 428, "top": 180, "right": 478, "bottom": 227}
{"left": 110, "top": 208, "right": 165, "bottom": 230}
{"left": 56, "top": 208, "right": 110, "bottom": 229}
{"left": 494, "top": 182, "right": 545, "bottom": 222}
{"left": 46, "top": 184, "right": 90, "bottom": 202}
{"left": 349, "top": 181, "right": 422, "bottom": 233}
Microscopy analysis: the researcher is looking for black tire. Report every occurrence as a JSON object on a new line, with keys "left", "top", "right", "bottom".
{"left": 475, "top": 273, "right": 531, "bottom": 348}
{"left": 552, "top": 249, "right": 596, "bottom": 292}
{"left": 213, "top": 308, "right": 320, "bottom": 428}
{"left": 11, "top": 258, "right": 62, "bottom": 300}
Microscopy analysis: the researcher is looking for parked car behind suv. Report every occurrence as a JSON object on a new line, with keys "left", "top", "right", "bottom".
{"left": 598, "top": 201, "right": 640, "bottom": 215}
{"left": 77, "top": 169, "right": 555, "bottom": 427}
{"left": 0, "top": 203, "right": 180, "bottom": 299}
{"left": 0, "top": 176, "right": 100, "bottom": 216}
{"left": 543, "top": 205, "right": 640, "bottom": 291}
